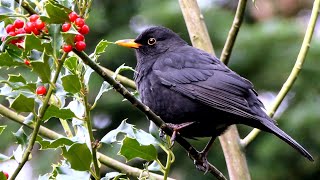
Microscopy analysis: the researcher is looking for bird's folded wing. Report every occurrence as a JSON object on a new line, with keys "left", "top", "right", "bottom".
{"left": 154, "top": 56, "right": 261, "bottom": 120}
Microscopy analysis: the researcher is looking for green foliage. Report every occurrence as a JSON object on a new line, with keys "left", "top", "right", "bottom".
{"left": 119, "top": 136, "right": 158, "bottom": 162}
{"left": 9, "top": 94, "right": 35, "bottom": 113}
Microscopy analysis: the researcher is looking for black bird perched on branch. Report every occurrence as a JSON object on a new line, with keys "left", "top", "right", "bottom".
{"left": 115, "top": 26, "right": 314, "bottom": 165}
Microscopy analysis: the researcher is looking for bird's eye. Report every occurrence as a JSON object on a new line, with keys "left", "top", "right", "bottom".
{"left": 147, "top": 38, "right": 156, "bottom": 45}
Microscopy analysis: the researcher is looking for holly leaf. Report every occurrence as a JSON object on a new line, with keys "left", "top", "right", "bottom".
{"left": 90, "top": 40, "right": 111, "bottom": 61}
{"left": 101, "top": 172, "right": 126, "bottom": 180}
{"left": 61, "top": 26, "right": 79, "bottom": 45}
{"left": 44, "top": 1, "right": 69, "bottom": 24}
{"left": 64, "top": 56, "right": 78, "bottom": 74}
{"left": 31, "top": 54, "right": 51, "bottom": 83}
{"left": 67, "top": 100, "right": 85, "bottom": 118}
{"left": 112, "top": 63, "right": 135, "bottom": 79}
{"left": 49, "top": 24, "right": 63, "bottom": 59}
{"left": 101, "top": 120, "right": 135, "bottom": 144}
{"left": 147, "top": 161, "right": 162, "bottom": 172}
{"left": 101, "top": 120, "right": 159, "bottom": 146}
{"left": 0, "top": 153, "right": 11, "bottom": 161}
{"left": 61, "top": 75, "right": 81, "bottom": 94}
{"left": 24, "top": 34, "right": 43, "bottom": 52}
{"left": 0, "top": 125, "right": 6, "bottom": 135}
{"left": 13, "top": 128, "right": 28, "bottom": 146}
{"left": 42, "top": 105, "right": 76, "bottom": 121}
{"left": 13, "top": 145, "right": 25, "bottom": 163}
{"left": 37, "top": 136, "right": 75, "bottom": 150}
{"left": 93, "top": 81, "right": 111, "bottom": 106}
{"left": 52, "top": 161, "right": 91, "bottom": 180}
{"left": 119, "top": 136, "right": 158, "bottom": 162}
{"left": 0, "top": 51, "right": 21, "bottom": 67}
{"left": 62, "top": 143, "right": 92, "bottom": 171}
{"left": 10, "top": 94, "right": 35, "bottom": 112}
{"left": 8, "top": 74, "right": 26, "bottom": 84}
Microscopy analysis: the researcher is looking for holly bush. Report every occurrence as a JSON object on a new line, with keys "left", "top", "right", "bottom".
{"left": 0, "top": 1, "right": 174, "bottom": 179}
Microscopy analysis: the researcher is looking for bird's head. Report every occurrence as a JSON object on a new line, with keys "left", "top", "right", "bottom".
{"left": 115, "top": 26, "right": 187, "bottom": 58}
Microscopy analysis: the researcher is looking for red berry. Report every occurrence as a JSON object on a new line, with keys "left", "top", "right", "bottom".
{"left": 5, "top": 24, "right": 15, "bottom": 33}
{"left": 62, "top": 23, "right": 71, "bottom": 32}
{"left": 74, "top": 18, "right": 85, "bottom": 27}
{"left": 36, "top": 86, "right": 47, "bottom": 95}
{"left": 35, "top": 20, "right": 45, "bottom": 30}
{"left": 78, "top": 25, "right": 89, "bottom": 35}
{"left": 13, "top": 19, "right": 24, "bottom": 29}
{"left": 68, "top": 12, "right": 78, "bottom": 22}
{"left": 15, "top": 28, "right": 26, "bottom": 34}
{"left": 32, "top": 28, "right": 40, "bottom": 35}
{"left": 24, "top": 22, "right": 35, "bottom": 33}
{"left": 29, "top": 14, "right": 39, "bottom": 22}
{"left": 24, "top": 59, "right": 31, "bottom": 66}
{"left": 8, "top": 31, "right": 16, "bottom": 36}
{"left": 62, "top": 44, "right": 73, "bottom": 52}
{"left": 75, "top": 41, "right": 86, "bottom": 51}
{"left": 74, "top": 34, "right": 84, "bottom": 42}
{"left": 3, "top": 171, "right": 8, "bottom": 179}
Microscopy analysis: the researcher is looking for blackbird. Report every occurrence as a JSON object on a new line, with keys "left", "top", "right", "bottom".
{"left": 115, "top": 26, "right": 313, "bottom": 162}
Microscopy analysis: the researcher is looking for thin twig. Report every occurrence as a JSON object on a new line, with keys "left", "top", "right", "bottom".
{"left": 14, "top": 0, "right": 37, "bottom": 15}
{"left": 73, "top": 50, "right": 227, "bottom": 180}
{"left": 220, "top": 0, "right": 248, "bottom": 64}
{"left": 82, "top": 83, "right": 100, "bottom": 179}
{"left": 242, "top": 0, "right": 320, "bottom": 147}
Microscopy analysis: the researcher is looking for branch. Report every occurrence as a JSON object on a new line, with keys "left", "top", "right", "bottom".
{"left": 179, "top": 0, "right": 250, "bottom": 180}
{"left": 0, "top": 104, "right": 174, "bottom": 180}
{"left": 242, "top": 0, "right": 320, "bottom": 147}
{"left": 100, "top": 65, "right": 136, "bottom": 89}
{"left": 220, "top": 0, "right": 247, "bottom": 64}
{"left": 178, "top": 0, "right": 215, "bottom": 55}
{"left": 14, "top": 0, "right": 37, "bottom": 15}
{"left": 73, "top": 50, "right": 227, "bottom": 180}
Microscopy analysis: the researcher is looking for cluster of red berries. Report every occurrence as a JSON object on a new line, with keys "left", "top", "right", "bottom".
{"left": 3, "top": 14, "right": 46, "bottom": 47}
{"left": 62, "top": 12, "right": 89, "bottom": 52}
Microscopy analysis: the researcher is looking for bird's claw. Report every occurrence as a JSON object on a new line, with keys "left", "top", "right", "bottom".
{"left": 166, "top": 122, "right": 195, "bottom": 148}
{"left": 194, "top": 152, "right": 210, "bottom": 174}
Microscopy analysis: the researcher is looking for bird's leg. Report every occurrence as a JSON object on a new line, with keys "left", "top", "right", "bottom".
{"left": 166, "top": 122, "right": 195, "bottom": 147}
{"left": 194, "top": 136, "right": 216, "bottom": 173}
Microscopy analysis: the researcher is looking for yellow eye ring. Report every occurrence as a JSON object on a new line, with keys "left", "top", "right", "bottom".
{"left": 147, "top": 38, "right": 156, "bottom": 45}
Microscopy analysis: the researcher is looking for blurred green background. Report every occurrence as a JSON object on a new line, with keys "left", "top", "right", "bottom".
{"left": 1, "top": 0, "right": 319, "bottom": 179}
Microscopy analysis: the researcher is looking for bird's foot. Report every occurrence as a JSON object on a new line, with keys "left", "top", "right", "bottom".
{"left": 166, "top": 122, "right": 195, "bottom": 148}
{"left": 194, "top": 151, "right": 210, "bottom": 174}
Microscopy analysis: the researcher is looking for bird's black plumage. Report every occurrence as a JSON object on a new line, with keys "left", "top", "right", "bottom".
{"left": 117, "top": 26, "right": 313, "bottom": 161}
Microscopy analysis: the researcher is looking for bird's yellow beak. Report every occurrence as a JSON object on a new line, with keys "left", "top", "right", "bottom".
{"left": 115, "top": 39, "right": 142, "bottom": 49}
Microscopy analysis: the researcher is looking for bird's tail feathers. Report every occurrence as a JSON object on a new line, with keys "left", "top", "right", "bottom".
{"left": 260, "top": 119, "right": 314, "bottom": 161}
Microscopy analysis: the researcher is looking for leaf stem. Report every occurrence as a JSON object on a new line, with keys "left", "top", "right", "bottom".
{"left": 163, "top": 136, "right": 174, "bottom": 180}
{"left": 59, "top": 119, "right": 73, "bottom": 138}
{"left": 242, "top": 0, "right": 320, "bottom": 147}
{"left": 82, "top": 89, "right": 101, "bottom": 179}
{"left": 80, "top": 65, "right": 100, "bottom": 179}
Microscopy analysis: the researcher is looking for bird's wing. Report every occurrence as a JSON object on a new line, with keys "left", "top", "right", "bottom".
{"left": 153, "top": 47, "right": 261, "bottom": 120}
